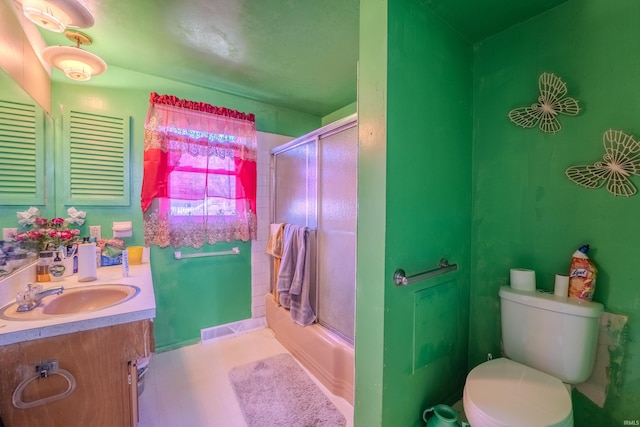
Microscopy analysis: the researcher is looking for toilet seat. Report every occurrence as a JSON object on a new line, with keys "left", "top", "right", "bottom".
{"left": 463, "top": 358, "right": 573, "bottom": 427}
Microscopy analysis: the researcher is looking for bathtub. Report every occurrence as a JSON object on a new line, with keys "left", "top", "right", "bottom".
{"left": 264, "top": 294, "right": 354, "bottom": 404}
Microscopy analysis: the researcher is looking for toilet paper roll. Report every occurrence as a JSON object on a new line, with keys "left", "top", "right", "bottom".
{"left": 77, "top": 243, "right": 97, "bottom": 282}
{"left": 554, "top": 274, "right": 570, "bottom": 297}
{"left": 510, "top": 268, "right": 536, "bottom": 291}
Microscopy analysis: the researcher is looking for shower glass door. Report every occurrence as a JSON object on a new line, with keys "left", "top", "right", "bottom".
{"left": 273, "top": 138, "right": 317, "bottom": 228}
{"left": 317, "top": 126, "right": 357, "bottom": 343}
{"left": 272, "top": 116, "right": 357, "bottom": 344}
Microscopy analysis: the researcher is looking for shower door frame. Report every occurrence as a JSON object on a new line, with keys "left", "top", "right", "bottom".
{"left": 270, "top": 113, "right": 357, "bottom": 345}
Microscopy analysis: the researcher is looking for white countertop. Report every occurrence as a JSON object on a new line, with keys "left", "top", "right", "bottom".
{"left": 0, "top": 263, "right": 156, "bottom": 346}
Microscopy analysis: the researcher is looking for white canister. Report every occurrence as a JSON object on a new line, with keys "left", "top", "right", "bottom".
{"left": 62, "top": 257, "right": 74, "bottom": 277}
{"left": 77, "top": 243, "right": 97, "bottom": 282}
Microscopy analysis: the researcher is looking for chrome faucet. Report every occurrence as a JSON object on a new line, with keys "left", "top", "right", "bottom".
{"left": 16, "top": 284, "right": 64, "bottom": 312}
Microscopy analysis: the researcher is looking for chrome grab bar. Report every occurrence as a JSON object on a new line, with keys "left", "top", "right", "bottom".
{"left": 393, "top": 258, "right": 457, "bottom": 286}
{"left": 174, "top": 247, "right": 240, "bottom": 259}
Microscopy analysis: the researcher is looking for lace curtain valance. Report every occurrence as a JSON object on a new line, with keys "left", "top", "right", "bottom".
{"left": 141, "top": 92, "right": 257, "bottom": 248}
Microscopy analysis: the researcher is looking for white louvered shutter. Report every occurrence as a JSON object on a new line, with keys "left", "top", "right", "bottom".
{"left": 63, "top": 110, "right": 130, "bottom": 206}
{"left": 0, "top": 99, "right": 45, "bottom": 205}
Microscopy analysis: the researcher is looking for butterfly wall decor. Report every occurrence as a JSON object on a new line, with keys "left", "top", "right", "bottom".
{"left": 565, "top": 129, "right": 640, "bottom": 197}
{"left": 508, "top": 73, "right": 581, "bottom": 133}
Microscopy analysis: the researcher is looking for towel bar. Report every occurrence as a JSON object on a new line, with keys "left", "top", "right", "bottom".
{"left": 12, "top": 361, "right": 76, "bottom": 409}
{"left": 394, "top": 258, "right": 457, "bottom": 286}
{"left": 174, "top": 247, "right": 240, "bottom": 259}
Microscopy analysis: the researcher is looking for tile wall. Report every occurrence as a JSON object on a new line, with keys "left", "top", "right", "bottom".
{"left": 251, "top": 132, "right": 292, "bottom": 318}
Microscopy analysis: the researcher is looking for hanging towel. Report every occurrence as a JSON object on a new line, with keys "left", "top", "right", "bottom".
{"left": 271, "top": 257, "right": 282, "bottom": 303}
{"left": 266, "top": 223, "right": 286, "bottom": 302}
{"left": 276, "top": 224, "right": 316, "bottom": 326}
{"left": 266, "top": 223, "right": 285, "bottom": 257}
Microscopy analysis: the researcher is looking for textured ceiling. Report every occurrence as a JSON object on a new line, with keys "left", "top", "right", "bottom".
{"left": 30, "top": 0, "right": 567, "bottom": 117}
{"left": 39, "top": 0, "right": 360, "bottom": 117}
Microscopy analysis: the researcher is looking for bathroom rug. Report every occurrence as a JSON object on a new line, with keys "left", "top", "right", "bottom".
{"left": 229, "top": 353, "right": 346, "bottom": 427}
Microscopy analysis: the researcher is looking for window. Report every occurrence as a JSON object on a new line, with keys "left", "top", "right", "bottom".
{"left": 141, "top": 93, "right": 257, "bottom": 248}
{"left": 166, "top": 130, "right": 237, "bottom": 217}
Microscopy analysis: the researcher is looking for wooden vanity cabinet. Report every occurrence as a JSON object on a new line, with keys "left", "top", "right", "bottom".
{"left": 0, "top": 319, "right": 153, "bottom": 427}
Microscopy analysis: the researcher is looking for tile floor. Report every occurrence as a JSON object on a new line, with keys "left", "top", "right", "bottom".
{"left": 138, "top": 327, "right": 354, "bottom": 427}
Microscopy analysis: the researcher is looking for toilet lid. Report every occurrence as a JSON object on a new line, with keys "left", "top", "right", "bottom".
{"left": 465, "top": 358, "right": 572, "bottom": 427}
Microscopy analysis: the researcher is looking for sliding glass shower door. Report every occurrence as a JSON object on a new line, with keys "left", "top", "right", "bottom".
{"left": 317, "top": 125, "right": 357, "bottom": 343}
{"left": 272, "top": 117, "right": 357, "bottom": 344}
{"left": 272, "top": 138, "right": 317, "bottom": 229}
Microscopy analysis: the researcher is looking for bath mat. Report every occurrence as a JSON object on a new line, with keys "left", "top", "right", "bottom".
{"left": 229, "top": 353, "right": 346, "bottom": 427}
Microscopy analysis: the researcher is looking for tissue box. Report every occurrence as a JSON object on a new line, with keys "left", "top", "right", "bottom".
{"left": 101, "top": 254, "right": 122, "bottom": 266}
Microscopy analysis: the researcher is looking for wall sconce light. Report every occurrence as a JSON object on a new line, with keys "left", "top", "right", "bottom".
{"left": 22, "top": 0, "right": 94, "bottom": 33}
{"left": 42, "top": 30, "right": 107, "bottom": 81}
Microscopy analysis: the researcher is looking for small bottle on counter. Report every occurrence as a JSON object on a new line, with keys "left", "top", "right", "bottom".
{"left": 49, "top": 251, "right": 65, "bottom": 282}
{"left": 89, "top": 237, "right": 101, "bottom": 267}
{"left": 122, "top": 249, "right": 129, "bottom": 277}
{"left": 36, "top": 251, "right": 53, "bottom": 282}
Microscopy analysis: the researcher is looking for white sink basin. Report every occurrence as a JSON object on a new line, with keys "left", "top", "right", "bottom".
{"left": 0, "top": 284, "right": 140, "bottom": 321}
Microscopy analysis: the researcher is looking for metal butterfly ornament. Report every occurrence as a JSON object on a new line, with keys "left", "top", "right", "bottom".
{"left": 509, "top": 73, "right": 581, "bottom": 133}
{"left": 565, "top": 129, "right": 640, "bottom": 197}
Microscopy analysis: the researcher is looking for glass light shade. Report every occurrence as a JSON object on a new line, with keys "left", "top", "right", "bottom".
{"left": 42, "top": 46, "right": 107, "bottom": 81}
{"left": 22, "top": 1, "right": 71, "bottom": 33}
{"left": 59, "top": 59, "right": 92, "bottom": 81}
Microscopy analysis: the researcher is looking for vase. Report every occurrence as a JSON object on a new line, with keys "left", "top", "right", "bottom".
{"left": 423, "top": 404, "right": 469, "bottom": 427}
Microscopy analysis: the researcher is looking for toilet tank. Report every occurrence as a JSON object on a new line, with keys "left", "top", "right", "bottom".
{"left": 499, "top": 286, "right": 604, "bottom": 383}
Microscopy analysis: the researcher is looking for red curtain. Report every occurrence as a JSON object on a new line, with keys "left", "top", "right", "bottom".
{"left": 141, "top": 92, "right": 257, "bottom": 248}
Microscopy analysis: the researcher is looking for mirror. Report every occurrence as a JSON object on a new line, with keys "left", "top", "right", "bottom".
{"left": 0, "top": 67, "right": 53, "bottom": 278}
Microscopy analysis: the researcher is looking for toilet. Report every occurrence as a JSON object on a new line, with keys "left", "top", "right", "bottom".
{"left": 463, "top": 286, "right": 603, "bottom": 427}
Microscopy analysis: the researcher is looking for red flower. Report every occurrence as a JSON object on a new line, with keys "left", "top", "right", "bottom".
{"left": 28, "top": 231, "right": 43, "bottom": 240}
{"left": 60, "top": 230, "right": 74, "bottom": 240}
{"left": 50, "top": 217, "right": 65, "bottom": 227}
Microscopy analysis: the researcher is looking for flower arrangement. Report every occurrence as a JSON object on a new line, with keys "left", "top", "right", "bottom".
{"left": 14, "top": 207, "right": 86, "bottom": 252}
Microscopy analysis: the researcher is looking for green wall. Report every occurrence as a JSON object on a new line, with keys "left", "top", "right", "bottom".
{"left": 356, "top": 1, "right": 473, "bottom": 425}
{"left": 471, "top": 0, "right": 640, "bottom": 425}
{"left": 321, "top": 101, "right": 357, "bottom": 126}
{"left": 355, "top": 0, "right": 388, "bottom": 423}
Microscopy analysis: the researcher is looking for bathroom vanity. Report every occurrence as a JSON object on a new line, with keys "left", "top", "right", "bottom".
{"left": 0, "top": 263, "right": 156, "bottom": 426}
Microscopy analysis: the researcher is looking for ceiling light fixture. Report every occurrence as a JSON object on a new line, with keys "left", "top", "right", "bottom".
{"left": 42, "top": 30, "right": 107, "bottom": 81}
{"left": 21, "top": 0, "right": 94, "bottom": 33}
